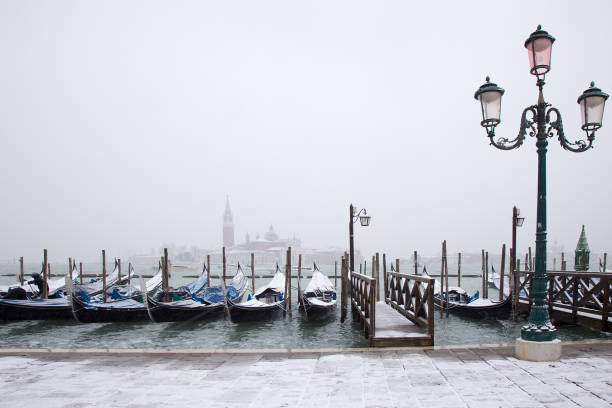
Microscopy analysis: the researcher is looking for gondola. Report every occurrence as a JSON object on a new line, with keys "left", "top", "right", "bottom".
{"left": 69, "top": 266, "right": 162, "bottom": 323}
{"left": 298, "top": 264, "right": 336, "bottom": 320}
{"left": 0, "top": 263, "right": 81, "bottom": 321}
{"left": 227, "top": 264, "right": 286, "bottom": 322}
{"left": 146, "top": 264, "right": 248, "bottom": 322}
{"left": 427, "top": 274, "right": 512, "bottom": 319}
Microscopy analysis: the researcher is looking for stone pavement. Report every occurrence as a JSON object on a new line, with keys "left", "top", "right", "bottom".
{"left": 0, "top": 341, "right": 610, "bottom": 408}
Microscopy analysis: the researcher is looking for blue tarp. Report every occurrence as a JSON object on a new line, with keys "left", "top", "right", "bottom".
{"left": 197, "top": 285, "right": 240, "bottom": 304}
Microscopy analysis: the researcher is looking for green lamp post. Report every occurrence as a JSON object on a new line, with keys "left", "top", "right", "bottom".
{"left": 475, "top": 25, "right": 608, "bottom": 343}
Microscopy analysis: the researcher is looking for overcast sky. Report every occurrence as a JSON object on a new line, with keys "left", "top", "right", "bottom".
{"left": 0, "top": 0, "right": 611, "bottom": 263}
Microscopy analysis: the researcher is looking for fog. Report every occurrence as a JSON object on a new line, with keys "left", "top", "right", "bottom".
{"left": 0, "top": 0, "right": 610, "bottom": 263}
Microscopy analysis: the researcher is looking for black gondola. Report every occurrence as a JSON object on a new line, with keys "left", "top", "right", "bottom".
{"left": 227, "top": 265, "right": 286, "bottom": 322}
{"left": 0, "top": 297, "right": 73, "bottom": 320}
{"left": 146, "top": 267, "right": 248, "bottom": 322}
{"left": 298, "top": 264, "right": 337, "bottom": 320}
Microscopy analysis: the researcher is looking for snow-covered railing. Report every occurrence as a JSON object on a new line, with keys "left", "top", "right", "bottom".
{"left": 385, "top": 271, "right": 435, "bottom": 339}
{"left": 350, "top": 271, "right": 376, "bottom": 340}
{"left": 516, "top": 270, "right": 611, "bottom": 331}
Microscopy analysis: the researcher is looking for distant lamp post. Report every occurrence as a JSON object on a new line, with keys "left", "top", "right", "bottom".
{"left": 349, "top": 204, "right": 370, "bottom": 273}
{"left": 475, "top": 25, "right": 608, "bottom": 357}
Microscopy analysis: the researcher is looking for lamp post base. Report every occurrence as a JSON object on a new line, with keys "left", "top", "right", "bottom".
{"left": 515, "top": 338, "right": 562, "bottom": 361}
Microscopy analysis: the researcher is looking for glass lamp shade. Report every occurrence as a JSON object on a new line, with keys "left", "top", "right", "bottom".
{"left": 578, "top": 82, "right": 609, "bottom": 131}
{"left": 359, "top": 215, "right": 371, "bottom": 227}
{"left": 474, "top": 77, "right": 505, "bottom": 128}
{"left": 525, "top": 25, "right": 555, "bottom": 77}
{"left": 516, "top": 217, "right": 525, "bottom": 227}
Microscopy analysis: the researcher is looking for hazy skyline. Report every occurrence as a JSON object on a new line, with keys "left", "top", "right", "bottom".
{"left": 1, "top": 1, "right": 611, "bottom": 263}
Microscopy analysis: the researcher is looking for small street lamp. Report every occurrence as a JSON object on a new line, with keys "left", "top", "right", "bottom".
{"left": 349, "top": 204, "right": 370, "bottom": 273}
{"left": 475, "top": 25, "right": 608, "bottom": 357}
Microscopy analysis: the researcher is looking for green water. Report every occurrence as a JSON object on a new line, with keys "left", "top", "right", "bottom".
{"left": 0, "top": 261, "right": 609, "bottom": 349}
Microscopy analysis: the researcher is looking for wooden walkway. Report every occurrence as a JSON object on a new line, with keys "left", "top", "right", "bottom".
{"left": 349, "top": 268, "right": 435, "bottom": 347}
{"left": 371, "top": 301, "right": 432, "bottom": 347}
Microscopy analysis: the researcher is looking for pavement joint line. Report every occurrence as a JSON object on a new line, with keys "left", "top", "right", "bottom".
{"left": 0, "top": 339, "right": 609, "bottom": 356}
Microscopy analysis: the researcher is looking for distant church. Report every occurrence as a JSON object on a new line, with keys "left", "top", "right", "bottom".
{"left": 221, "top": 196, "right": 300, "bottom": 250}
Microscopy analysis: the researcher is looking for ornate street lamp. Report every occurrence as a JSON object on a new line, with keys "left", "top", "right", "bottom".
{"left": 475, "top": 26, "right": 608, "bottom": 348}
{"left": 349, "top": 204, "right": 370, "bottom": 273}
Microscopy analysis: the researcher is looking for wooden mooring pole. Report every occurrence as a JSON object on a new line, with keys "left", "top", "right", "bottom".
{"left": 604, "top": 253, "right": 608, "bottom": 272}
{"left": 485, "top": 251, "right": 489, "bottom": 299}
{"left": 341, "top": 254, "right": 348, "bottom": 322}
{"left": 68, "top": 257, "right": 72, "bottom": 280}
{"left": 457, "top": 252, "right": 461, "bottom": 287}
{"left": 297, "top": 254, "right": 302, "bottom": 304}
{"left": 375, "top": 253, "right": 380, "bottom": 302}
{"left": 561, "top": 252, "right": 566, "bottom": 271}
{"left": 444, "top": 241, "right": 449, "bottom": 317}
{"left": 222, "top": 247, "right": 226, "bottom": 286}
{"left": 382, "top": 253, "right": 387, "bottom": 302}
{"left": 42, "top": 250, "right": 48, "bottom": 299}
{"left": 102, "top": 250, "right": 107, "bottom": 303}
{"left": 500, "top": 244, "right": 506, "bottom": 301}
{"left": 481, "top": 249, "right": 485, "bottom": 299}
{"left": 117, "top": 258, "right": 122, "bottom": 283}
{"left": 19, "top": 256, "right": 24, "bottom": 285}
{"left": 334, "top": 260, "right": 337, "bottom": 288}
{"left": 163, "top": 248, "right": 169, "bottom": 302}
{"left": 414, "top": 250, "right": 418, "bottom": 275}
{"left": 251, "top": 253, "right": 255, "bottom": 294}
{"left": 441, "top": 242, "right": 445, "bottom": 318}
{"left": 79, "top": 262, "right": 83, "bottom": 285}
{"left": 206, "top": 254, "right": 211, "bottom": 287}
{"left": 127, "top": 262, "right": 131, "bottom": 285}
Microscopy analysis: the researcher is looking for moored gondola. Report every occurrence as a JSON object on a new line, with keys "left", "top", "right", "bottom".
{"left": 227, "top": 264, "right": 285, "bottom": 322}
{"left": 299, "top": 264, "right": 336, "bottom": 320}
{"left": 146, "top": 265, "right": 248, "bottom": 322}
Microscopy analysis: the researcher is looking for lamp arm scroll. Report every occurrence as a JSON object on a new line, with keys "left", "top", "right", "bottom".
{"left": 488, "top": 106, "right": 537, "bottom": 151}
{"left": 546, "top": 107, "right": 593, "bottom": 152}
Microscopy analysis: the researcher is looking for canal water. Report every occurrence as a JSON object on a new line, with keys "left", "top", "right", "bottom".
{"left": 0, "top": 261, "right": 609, "bottom": 349}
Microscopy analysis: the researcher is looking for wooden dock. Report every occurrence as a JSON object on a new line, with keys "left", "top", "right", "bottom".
{"left": 371, "top": 302, "right": 432, "bottom": 347}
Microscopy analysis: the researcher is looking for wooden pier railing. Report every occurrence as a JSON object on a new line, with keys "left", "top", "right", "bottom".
{"left": 385, "top": 271, "right": 435, "bottom": 340}
{"left": 516, "top": 270, "right": 611, "bottom": 331}
{"left": 350, "top": 271, "right": 376, "bottom": 339}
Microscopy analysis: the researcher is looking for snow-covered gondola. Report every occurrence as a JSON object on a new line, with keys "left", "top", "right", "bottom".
{"left": 427, "top": 274, "right": 512, "bottom": 319}
{"left": 146, "top": 265, "right": 248, "bottom": 322}
{"left": 69, "top": 267, "right": 162, "bottom": 323}
{"left": 298, "top": 264, "right": 336, "bottom": 320}
{"left": 227, "top": 264, "right": 286, "bottom": 322}
{"left": 73, "top": 259, "right": 131, "bottom": 297}
{"left": 0, "top": 263, "right": 81, "bottom": 321}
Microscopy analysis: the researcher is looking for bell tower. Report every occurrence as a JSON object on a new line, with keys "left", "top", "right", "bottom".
{"left": 223, "top": 196, "right": 235, "bottom": 248}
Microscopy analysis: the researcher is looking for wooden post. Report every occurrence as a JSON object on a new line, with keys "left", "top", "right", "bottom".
{"left": 444, "top": 241, "right": 449, "bottom": 317}
{"left": 127, "top": 262, "right": 131, "bottom": 285}
{"left": 375, "top": 252, "right": 380, "bottom": 302}
{"left": 222, "top": 247, "right": 226, "bottom": 286}
{"left": 441, "top": 242, "right": 445, "bottom": 318}
{"left": 79, "top": 262, "right": 83, "bottom": 285}
{"left": 604, "top": 253, "right": 608, "bottom": 273}
{"left": 382, "top": 253, "right": 387, "bottom": 302}
{"left": 48, "top": 263, "right": 52, "bottom": 279}
{"left": 251, "top": 253, "right": 255, "bottom": 294}
{"left": 457, "top": 252, "right": 461, "bottom": 287}
{"left": 395, "top": 259, "right": 399, "bottom": 274}
{"left": 288, "top": 247, "right": 292, "bottom": 317}
{"left": 481, "top": 249, "right": 485, "bottom": 299}
{"left": 360, "top": 264, "right": 362, "bottom": 274}
{"left": 102, "top": 249, "right": 107, "bottom": 303}
{"left": 371, "top": 256, "right": 375, "bottom": 278}
{"left": 334, "top": 261, "right": 337, "bottom": 288}
{"left": 206, "top": 255, "right": 211, "bottom": 287}
{"left": 163, "top": 248, "right": 169, "bottom": 302}
{"left": 341, "top": 255, "right": 348, "bottom": 323}
{"left": 19, "top": 256, "right": 24, "bottom": 285}
{"left": 297, "top": 254, "right": 302, "bottom": 302}
{"left": 512, "top": 248, "right": 518, "bottom": 320}
{"left": 414, "top": 250, "right": 418, "bottom": 275}
{"left": 485, "top": 251, "right": 489, "bottom": 299}
{"left": 602, "top": 275, "right": 609, "bottom": 331}
{"left": 42, "top": 249, "right": 48, "bottom": 299}
{"left": 500, "top": 244, "right": 506, "bottom": 301}
{"left": 117, "top": 258, "right": 122, "bottom": 283}
{"left": 68, "top": 257, "right": 72, "bottom": 280}
{"left": 528, "top": 247, "right": 533, "bottom": 271}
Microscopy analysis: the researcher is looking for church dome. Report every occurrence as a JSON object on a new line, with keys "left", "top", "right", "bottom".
{"left": 264, "top": 225, "right": 279, "bottom": 241}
